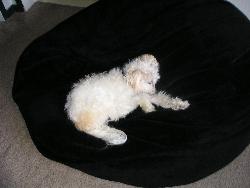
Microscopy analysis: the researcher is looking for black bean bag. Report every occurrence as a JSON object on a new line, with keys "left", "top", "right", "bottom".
{"left": 12, "top": 0, "right": 250, "bottom": 187}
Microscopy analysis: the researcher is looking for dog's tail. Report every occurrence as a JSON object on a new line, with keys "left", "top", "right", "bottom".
{"left": 74, "top": 111, "right": 127, "bottom": 145}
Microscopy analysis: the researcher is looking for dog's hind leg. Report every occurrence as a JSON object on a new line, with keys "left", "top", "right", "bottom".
{"left": 75, "top": 111, "right": 127, "bottom": 145}
{"left": 90, "top": 125, "right": 127, "bottom": 145}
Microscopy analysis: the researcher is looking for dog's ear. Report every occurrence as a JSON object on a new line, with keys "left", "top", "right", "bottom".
{"left": 127, "top": 70, "right": 144, "bottom": 91}
{"left": 140, "top": 54, "right": 159, "bottom": 66}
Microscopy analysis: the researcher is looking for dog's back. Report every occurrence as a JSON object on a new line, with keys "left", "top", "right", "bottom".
{"left": 65, "top": 68, "right": 136, "bottom": 123}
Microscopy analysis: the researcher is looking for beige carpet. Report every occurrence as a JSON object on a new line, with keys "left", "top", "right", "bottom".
{"left": 0, "top": 2, "right": 250, "bottom": 188}
{"left": 40, "top": 0, "right": 98, "bottom": 7}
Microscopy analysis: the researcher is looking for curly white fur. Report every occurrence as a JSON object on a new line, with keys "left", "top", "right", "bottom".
{"left": 65, "top": 54, "right": 190, "bottom": 145}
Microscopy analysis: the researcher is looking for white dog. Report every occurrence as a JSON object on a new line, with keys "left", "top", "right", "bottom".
{"left": 65, "top": 54, "right": 189, "bottom": 145}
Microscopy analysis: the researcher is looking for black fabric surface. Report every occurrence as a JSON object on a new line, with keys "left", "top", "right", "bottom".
{"left": 12, "top": 0, "right": 250, "bottom": 187}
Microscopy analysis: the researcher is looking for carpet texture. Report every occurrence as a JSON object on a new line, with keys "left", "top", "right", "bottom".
{"left": 0, "top": 2, "right": 250, "bottom": 188}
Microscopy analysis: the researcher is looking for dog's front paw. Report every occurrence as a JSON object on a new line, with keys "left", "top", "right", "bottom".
{"left": 139, "top": 98, "right": 156, "bottom": 113}
{"left": 142, "top": 104, "right": 155, "bottom": 113}
{"left": 105, "top": 128, "right": 127, "bottom": 145}
{"left": 171, "top": 98, "right": 190, "bottom": 111}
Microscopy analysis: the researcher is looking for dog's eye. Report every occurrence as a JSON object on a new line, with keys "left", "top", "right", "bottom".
{"left": 147, "top": 81, "right": 153, "bottom": 85}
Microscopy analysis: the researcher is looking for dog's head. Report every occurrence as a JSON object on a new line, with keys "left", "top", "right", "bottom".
{"left": 124, "top": 54, "right": 160, "bottom": 94}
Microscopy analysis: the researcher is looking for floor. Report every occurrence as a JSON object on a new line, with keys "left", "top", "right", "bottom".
{"left": 40, "top": 0, "right": 98, "bottom": 7}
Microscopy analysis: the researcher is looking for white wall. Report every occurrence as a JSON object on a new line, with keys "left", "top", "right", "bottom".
{"left": 21, "top": 0, "right": 37, "bottom": 11}
{"left": 227, "top": 0, "right": 250, "bottom": 19}
{"left": 2, "top": 0, "right": 15, "bottom": 9}
{"left": 0, "top": 12, "right": 4, "bottom": 21}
